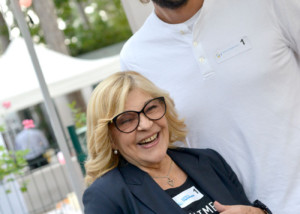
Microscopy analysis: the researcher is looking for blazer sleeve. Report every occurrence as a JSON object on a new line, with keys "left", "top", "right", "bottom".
{"left": 83, "top": 185, "right": 122, "bottom": 214}
{"left": 83, "top": 169, "right": 140, "bottom": 214}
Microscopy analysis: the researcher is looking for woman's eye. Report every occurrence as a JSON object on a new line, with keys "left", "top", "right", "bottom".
{"left": 120, "top": 118, "right": 133, "bottom": 125}
{"left": 146, "top": 105, "right": 158, "bottom": 113}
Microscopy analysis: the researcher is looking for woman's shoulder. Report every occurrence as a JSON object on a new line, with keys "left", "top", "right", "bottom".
{"left": 169, "top": 147, "right": 235, "bottom": 179}
{"left": 85, "top": 168, "right": 123, "bottom": 192}
{"left": 169, "top": 147, "right": 222, "bottom": 158}
{"left": 83, "top": 168, "right": 130, "bottom": 213}
{"left": 169, "top": 147, "right": 228, "bottom": 167}
{"left": 83, "top": 168, "right": 127, "bottom": 199}
{"left": 83, "top": 168, "right": 126, "bottom": 202}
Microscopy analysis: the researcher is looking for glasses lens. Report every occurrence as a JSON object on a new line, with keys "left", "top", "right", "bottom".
{"left": 144, "top": 97, "right": 166, "bottom": 120}
{"left": 113, "top": 97, "right": 166, "bottom": 133}
{"left": 115, "top": 112, "right": 139, "bottom": 133}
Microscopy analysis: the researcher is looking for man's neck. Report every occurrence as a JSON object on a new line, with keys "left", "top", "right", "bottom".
{"left": 153, "top": 0, "right": 204, "bottom": 24}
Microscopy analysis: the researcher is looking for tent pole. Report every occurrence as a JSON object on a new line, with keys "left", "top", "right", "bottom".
{"left": 9, "top": 0, "right": 84, "bottom": 211}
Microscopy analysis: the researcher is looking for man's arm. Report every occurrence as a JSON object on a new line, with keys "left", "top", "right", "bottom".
{"left": 273, "top": 0, "right": 300, "bottom": 56}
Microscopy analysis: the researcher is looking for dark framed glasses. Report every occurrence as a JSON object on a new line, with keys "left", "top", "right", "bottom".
{"left": 111, "top": 97, "right": 166, "bottom": 133}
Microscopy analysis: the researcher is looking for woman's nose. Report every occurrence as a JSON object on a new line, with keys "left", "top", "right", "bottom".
{"left": 137, "top": 113, "right": 153, "bottom": 130}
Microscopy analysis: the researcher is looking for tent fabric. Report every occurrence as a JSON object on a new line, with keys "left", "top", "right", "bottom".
{"left": 0, "top": 38, "right": 120, "bottom": 114}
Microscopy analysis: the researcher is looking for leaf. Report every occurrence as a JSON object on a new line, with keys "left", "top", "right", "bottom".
{"left": 0, "top": 147, "right": 29, "bottom": 192}
{"left": 6, "top": 178, "right": 14, "bottom": 182}
{"left": 0, "top": 125, "right": 5, "bottom": 132}
{"left": 68, "top": 100, "right": 86, "bottom": 128}
{"left": 20, "top": 185, "right": 28, "bottom": 192}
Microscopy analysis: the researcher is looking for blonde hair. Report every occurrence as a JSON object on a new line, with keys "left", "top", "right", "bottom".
{"left": 84, "top": 71, "right": 186, "bottom": 185}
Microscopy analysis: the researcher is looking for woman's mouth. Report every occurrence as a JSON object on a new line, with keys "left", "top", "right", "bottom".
{"left": 138, "top": 133, "right": 158, "bottom": 146}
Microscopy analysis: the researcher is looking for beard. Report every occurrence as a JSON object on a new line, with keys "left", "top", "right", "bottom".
{"left": 151, "top": 0, "right": 188, "bottom": 9}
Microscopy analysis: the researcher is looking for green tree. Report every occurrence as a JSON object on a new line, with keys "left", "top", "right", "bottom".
{"left": 0, "top": 12, "right": 9, "bottom": 54}
{"left": 26, "top": 0, "right": 132, "bottom": 56}
{"left": 68, "top": 100, "right": 86, "bottom": 129}
{"left": 0, "top": 146, "right": 29, "bottom": 193}
{"left": 32, "top": 0, "right": 69, "bottom": 54}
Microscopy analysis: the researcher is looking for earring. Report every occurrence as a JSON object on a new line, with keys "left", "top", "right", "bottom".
{"left": 113, "top": 149, "right": 118, "bottom": 155}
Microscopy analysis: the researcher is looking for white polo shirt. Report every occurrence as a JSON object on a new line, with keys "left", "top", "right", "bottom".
{"left": 120, "top": 0, "right": 300, "bottom": 212}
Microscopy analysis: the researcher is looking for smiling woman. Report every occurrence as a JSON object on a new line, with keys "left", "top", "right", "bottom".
{"left": 84, "top": 71, "right": 186, "bottom": 185}
{"left": 83, "top": 71, "right": 271, "bottom": 214}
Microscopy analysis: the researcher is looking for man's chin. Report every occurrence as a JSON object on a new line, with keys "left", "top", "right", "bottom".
{"left": 151, "top": 0, "right": 188, "bottom": 9}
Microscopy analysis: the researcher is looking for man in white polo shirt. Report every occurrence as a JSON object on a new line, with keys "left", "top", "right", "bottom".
{"left": 120, "top": 0, "right": 300, "bottom": 212}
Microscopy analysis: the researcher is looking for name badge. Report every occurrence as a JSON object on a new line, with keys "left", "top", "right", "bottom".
{"left": 172, "top": 186, "right": 204, "bottom": 208}
{"left": 215, "top": 36, "right": 252, "bottom": 63}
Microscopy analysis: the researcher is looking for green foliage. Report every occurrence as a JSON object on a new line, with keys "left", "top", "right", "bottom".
{"left": 20, "top": 181, "right": 29, "bottom": 192}
{"left": 0, "top": 22, "right": 9, "bottom": 37}
{"left": 0, "top": 146, "right": 28, "bottom": 180}
{"left": 68, "top": 101, "right": 87, "bottom": 128}
{"left": 0, "top": 125, "right": 5, "bottom": 132}
{"left": 0, "top": 146, "right": 29, "bottom": 194}
{"left": 28, "top": 0, "right": 132, "bottom": 56}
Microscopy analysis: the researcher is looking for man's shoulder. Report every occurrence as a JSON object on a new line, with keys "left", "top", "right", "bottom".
{"left": 120, "top": 12, "right": 171, "bottom": 61}
{"left": 121, "top": 14, "right": 156, "bottom": 53}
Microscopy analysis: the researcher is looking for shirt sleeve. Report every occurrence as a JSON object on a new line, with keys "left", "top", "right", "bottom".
{"left": 119, "top": 39, "right": 139, "bottom": 72}
{"left": 273, "top": 0, "right": 300, "bottom": 55}
{"left": 120, "top": 56, "right": 130, "bottom": 71}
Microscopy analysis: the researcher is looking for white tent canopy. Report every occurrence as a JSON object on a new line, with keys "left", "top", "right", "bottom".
{"left": 0, "top": 38, "right": 120, "bottom": 114}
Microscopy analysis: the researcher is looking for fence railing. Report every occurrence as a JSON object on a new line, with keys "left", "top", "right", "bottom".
{"left": 0, "top": 156, "right": 83, "bottom": 214}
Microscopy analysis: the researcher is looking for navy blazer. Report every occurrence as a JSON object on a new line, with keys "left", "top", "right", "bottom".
{"left": 83, "top": 148, "right": 251, "bottom": 214}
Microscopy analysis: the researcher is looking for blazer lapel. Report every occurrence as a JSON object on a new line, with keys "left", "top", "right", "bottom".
{"left": 119, "top": 161, "right": 186, "bottom": 214}
{"left": 168, "top": 149, "right": 237, "bottom": 204}
{"left": 119, "top": 148, "right": 238, "bottom": 213}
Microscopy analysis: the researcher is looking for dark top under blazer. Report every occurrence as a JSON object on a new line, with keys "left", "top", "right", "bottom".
{"left": 83, "top": 148, "right": 251, "bottom": 214}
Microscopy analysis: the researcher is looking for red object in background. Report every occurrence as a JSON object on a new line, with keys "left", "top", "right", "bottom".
{"left": 2, "top": 101, "right": 11, "bottom": 109}
{"left": 57, "top": 151, "right": 66, "bottom": 165}
{"left": 19, "top": 0, "right": 32, "bottom": 8}
{"left": 22, "top": 119, "right": 35, "bottom": 129}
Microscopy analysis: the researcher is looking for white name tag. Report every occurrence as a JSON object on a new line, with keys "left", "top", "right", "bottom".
{"left": 172, "top": 186, "right": 204, "bottom": 208}
{"left": 215, "top": 36, "right": 252, "bottom": 63}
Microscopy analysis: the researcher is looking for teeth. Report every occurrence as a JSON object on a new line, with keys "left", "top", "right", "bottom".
{"left": 140, "top": 133, "right": 158, "bottom": 144}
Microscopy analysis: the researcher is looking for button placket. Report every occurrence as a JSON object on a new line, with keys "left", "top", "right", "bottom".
{"left": 198, "top": 57, "right": 206, "bottom": 64}
{"left": 192, "top": 41, "right": 214, "bottom": 78}
{"left": 177, "top": 24, "right": 190, "bottom": 36}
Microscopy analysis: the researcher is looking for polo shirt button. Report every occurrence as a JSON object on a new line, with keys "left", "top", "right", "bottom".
{"left": 193, "top": 41, "right": 198, "bottom": 46}
{"left": 199, "top": 57, "right": 206, "bottom": 63}
{"left": 180, "top": 30, "right": 185, "bottom": 35}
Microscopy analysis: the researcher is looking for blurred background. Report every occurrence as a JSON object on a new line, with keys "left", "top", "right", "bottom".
{"left": 0, "top": 0, "right": 132, "bottom": 55}
{"left": 0, "top": 0, "right": 154, "bottom": 213}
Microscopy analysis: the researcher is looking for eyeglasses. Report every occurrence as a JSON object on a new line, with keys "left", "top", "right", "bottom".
{"left": 111, "top": 97, "right": 166, "bottom": 133}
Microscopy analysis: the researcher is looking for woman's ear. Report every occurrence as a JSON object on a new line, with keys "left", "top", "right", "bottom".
{"left": 111, "top": 141, "right": 117, "bottom": 150}
{"left": 109, "top": 130, "right": 118, "bottom": 150}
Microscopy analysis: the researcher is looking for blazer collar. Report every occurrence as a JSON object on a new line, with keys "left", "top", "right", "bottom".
{"left": 119, "top": 157, "right": 185, "bottom": 214}
{"left": 119, "top": 148, "right": 236, "bottom": 212}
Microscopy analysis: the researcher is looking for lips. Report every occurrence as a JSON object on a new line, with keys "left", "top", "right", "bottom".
{"left": 138, "top": 133, "right": 158, "bottom": 145}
